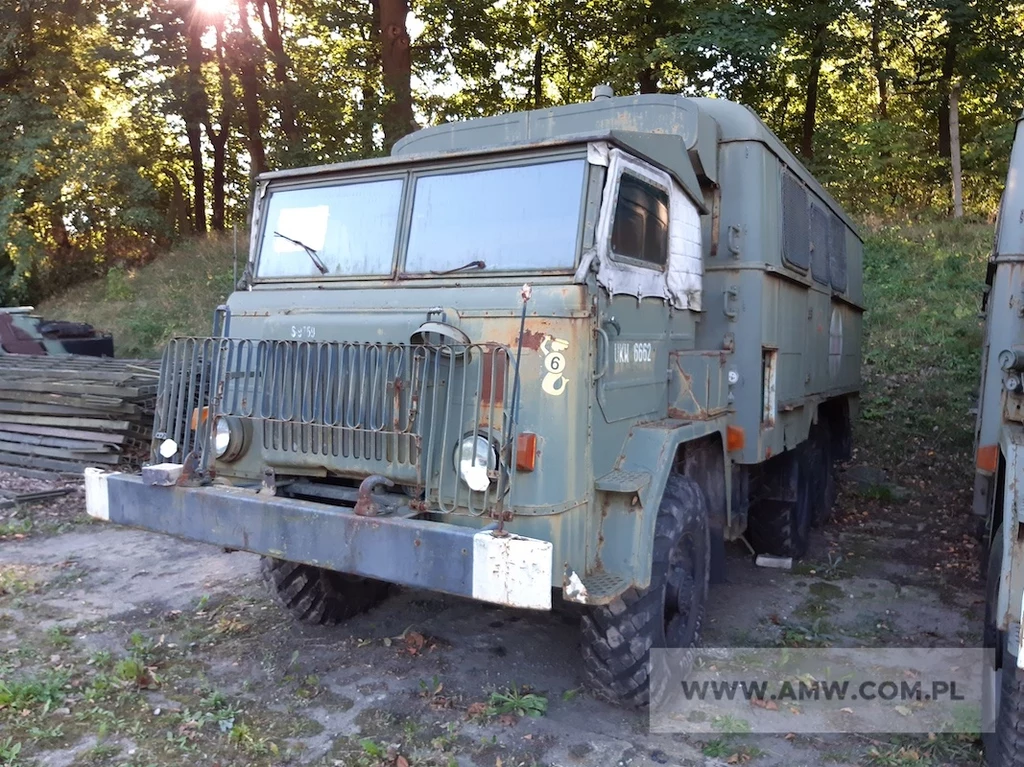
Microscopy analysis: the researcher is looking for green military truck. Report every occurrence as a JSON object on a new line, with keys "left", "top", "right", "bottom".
{"left": 84, "top": 90, "right": 862, "bottom": 705}
{"left": 974, "top": 109, "right": 1024, "bottom": 766}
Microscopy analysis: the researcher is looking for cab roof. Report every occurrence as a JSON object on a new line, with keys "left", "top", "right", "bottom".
{"left": 259, "top": 93, "right": 857, "bottom": 235}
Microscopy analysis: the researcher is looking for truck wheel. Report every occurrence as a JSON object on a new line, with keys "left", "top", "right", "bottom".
{"left": 809, "top": 425, "right": 837, "bottom": 527}
{"left": 746, "top": 445, "right": 812, "bottom": 558}
{"left": 260, "top": 557, "right": 391, "bottom": 625}
{"left": 984, "top": 530, "right": 1024, "bottom": 767}
{"left": 579, "top": 474, "right": 710, "bottom": 706}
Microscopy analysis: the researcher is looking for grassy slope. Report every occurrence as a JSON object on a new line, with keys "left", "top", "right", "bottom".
{"left": 40, "top": 233, "right": 241, "bottom": 358}
{"left": 858, "top": 221, "right": 990, "bottom": 462}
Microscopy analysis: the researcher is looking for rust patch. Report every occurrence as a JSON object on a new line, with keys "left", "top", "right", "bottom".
{"left": 518, "top": 329, "right": 546, "bottom": 351}
{"left": 480, "top": 347, "right": 507, "bottom": 403}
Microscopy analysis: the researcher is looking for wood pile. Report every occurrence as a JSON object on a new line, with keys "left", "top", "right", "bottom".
{"left": 0, "top": 354, "right": 160, "bottom": 475}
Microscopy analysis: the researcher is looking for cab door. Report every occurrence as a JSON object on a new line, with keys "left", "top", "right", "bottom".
{"left": 591, "top": 153, "right": 680, "bottom": 423}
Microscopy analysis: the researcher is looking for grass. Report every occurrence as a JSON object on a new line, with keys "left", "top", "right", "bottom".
{"left": 40, "top": 231, "right": 240, "bottom": 358}
{"left": 859, "top": 219, "right": 990, "bottom": 459}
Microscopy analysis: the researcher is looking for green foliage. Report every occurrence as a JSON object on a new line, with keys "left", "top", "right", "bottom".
{"left": 485, "top": 685, "right": 548, "bottom": 718}
{"left": 3, "top": 0, "right": 1021, "bottom": 311}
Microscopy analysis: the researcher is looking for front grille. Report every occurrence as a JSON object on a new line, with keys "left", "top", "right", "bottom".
{"left": 153, "top": 337, "right": 518, "bottom": 516}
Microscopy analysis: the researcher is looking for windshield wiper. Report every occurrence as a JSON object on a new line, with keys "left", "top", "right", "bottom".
{"left": 274, "top": 231, "right": 329, "bottom": 275}
{"left": 430, "top": 259, "right": 486, "bottom": 276}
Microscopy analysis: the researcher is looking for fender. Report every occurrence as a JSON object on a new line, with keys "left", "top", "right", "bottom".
{"left": 592, "top": 416, "right": 731, "bottom": 593}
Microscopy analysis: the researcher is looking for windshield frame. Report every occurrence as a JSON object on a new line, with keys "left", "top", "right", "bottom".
{"left": 250, "top": 147, "right": 593, "bottom": 285}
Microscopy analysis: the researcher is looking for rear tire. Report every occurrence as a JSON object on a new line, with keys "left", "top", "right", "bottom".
{"left": 746, "top": 445, "right": 812, "bottom": 559}
{"left": 808, "top": 425, "right": 837, "bottom": 527}
{"left": 260, "top": 557, "right": 391, "bottom": 625}
{"left": 579, "top": 474, "right": 710, "bottom": 706}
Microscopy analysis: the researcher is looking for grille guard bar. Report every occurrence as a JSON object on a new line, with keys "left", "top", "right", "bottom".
{"left": 153, "top": 337, "right": 520, "bottom": 517}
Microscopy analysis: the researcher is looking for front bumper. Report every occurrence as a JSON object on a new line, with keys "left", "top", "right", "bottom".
{"left": 84, "top": 469, "right": 553, "bottom": 610}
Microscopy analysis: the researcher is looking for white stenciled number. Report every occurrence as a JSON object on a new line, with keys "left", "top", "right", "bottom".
{"left": 539, "top": 336, "right": 570, "bottom": 396}
{"left": 633, "top": 342, "right": 653, "bottom": 363}
{"left": 291, "top": 325, "right": 316, "bottom": 339}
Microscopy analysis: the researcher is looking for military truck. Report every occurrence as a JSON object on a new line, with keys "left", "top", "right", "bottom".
{"left": 84, "top": 90, "right": 862, "bottom": 705}
{"left": 974, "top": 109, "right": 1024, "bottom": 766}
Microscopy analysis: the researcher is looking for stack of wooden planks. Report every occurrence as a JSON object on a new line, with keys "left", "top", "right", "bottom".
{"left": 0, "top": 355, "right": 160, "bottom": 475}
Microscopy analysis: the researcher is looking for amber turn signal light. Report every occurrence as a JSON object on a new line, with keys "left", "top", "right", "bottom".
{"left": 727, "top": 425, "right": 745, "bottom": 452}
{"left": 516, "top": 433, "right": 538, "bottom": 471}
{"left": 190, "top": 406, "right": 211, "bottom": 430}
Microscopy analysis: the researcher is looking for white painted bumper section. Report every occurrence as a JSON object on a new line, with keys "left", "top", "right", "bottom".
{"left": 471, "top": 530, "right": 553, "bottom": 610}
{"left": 84, "top": 467, "right": 116, "bottom": 521}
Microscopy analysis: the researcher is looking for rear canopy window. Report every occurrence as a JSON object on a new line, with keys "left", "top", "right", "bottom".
{"left": 781, "top": 171, "right": 810, "bottom": 271}
{"left": 404, "top": 159, "right": 586, "bottom": 273}
{"left": 257, "top": 179, "right": 403, "bottom": 278}
{"left": 610, "top": 173, "right": 669, "bottom": 268}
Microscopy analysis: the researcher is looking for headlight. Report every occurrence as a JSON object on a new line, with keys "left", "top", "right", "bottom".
{"left": 454, "top": 435, "right": 496, "bottom": 492}
{"left": 212, "top": 417, "right": 245, "bottom": 462}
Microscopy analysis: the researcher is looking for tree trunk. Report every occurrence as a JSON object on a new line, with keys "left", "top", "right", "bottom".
{"left": 870, "top": 0, "right": 888, "bottom": 120}
{"left": 205, "top": 23, "right": 231, "bottom": 231}
{"left": 234, "top": 0, "right": 267, "bottom": 177}
{"left": 950, "top": 81, "right": 963, "bottom": 218}
{"left": 255, "top": 0, "right": 300, "bottom": 145}
{"left": 184, "top": 3, "right": 208, "bottom": 233}
{"left": 638, "top": 65, "right": 659, "bottom": 94}
{"left": 800, "top": 20, "right": 828, "bottom": 160}
{"left": 531, "top": 43, "right": 544, "bottom": 108}
{"left": 374, "top": 0, "right": 415, "bottom": 150}
{"left": 937, "top": 12, "right": 958, "bottom": 159}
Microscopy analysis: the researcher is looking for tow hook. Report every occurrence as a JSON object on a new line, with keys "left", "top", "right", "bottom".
{"left": 355, "top": 475, "right": 395, "bottom": 517}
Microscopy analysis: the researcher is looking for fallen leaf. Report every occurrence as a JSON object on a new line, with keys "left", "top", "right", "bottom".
{"left": 895, "top": 705, "right": 912, "bottom": 717}
{"left": 726, "top": 753, "right": 740, "bottom": 764}
{"left": 499, "top": 713, "right": 518, "bottom": 726}
{"left": 396, "top": 756, "right": 409, "bottom": 767}
{"left": 466, "top": 702, "right": 487, "bottom": 718}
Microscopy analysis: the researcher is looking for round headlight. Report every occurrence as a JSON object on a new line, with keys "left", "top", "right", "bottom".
{"left": 212, "top": 417, "right": 245, "bottom": 462}
{"left": 454, "top": 435, "right": 496, "bottom": 492}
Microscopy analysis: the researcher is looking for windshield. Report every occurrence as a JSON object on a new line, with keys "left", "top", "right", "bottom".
{"left": 404, "top": 158, "right": 586, "bottom": 273}
{"left": 256, "top": 178, "right": 403, "bottom": 278}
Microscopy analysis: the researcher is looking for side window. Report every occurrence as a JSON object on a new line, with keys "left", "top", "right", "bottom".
{"left": 828, "top": 214, "right": 848, "bottom": 292}
{"left": 781, "top": 171, "right": 810, "bottom": 271}
{"left": 610, "top": 173, "right": 669, "bottom": 269}
{"left": 809, "top": 203, "right": 829, "bottom": 284}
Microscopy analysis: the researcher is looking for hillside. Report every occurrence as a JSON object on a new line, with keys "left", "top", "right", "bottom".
{"left": 40, "top": 233, "right": 241, "bottom": 358}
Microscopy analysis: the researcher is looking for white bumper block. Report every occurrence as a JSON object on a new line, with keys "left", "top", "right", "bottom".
{"left": 84, "top": 467, "right": 117, "bottom": 521}
{"left": 471, "top": 530, "right": 553, "bottom": 610}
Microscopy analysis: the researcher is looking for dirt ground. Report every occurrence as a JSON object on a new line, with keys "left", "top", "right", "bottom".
{"left": 0, "top": 450, "right": 986, "bottom": 767}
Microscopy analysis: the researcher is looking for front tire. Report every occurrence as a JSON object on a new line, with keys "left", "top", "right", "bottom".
{"left": 261, "top": 557, "right": 391, "bottom": 625}
{"left": 579, "top": 474, "right": 710, "bottom": 706}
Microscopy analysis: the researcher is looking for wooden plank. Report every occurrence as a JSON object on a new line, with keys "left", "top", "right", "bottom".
{"left": 0, "top": 422, "right": 128, "bottom": 444}
{"left": 0, "top": 431, "right": 116, "bottom": 451}
{"left": 0, "top": 414, "right": 133, "bottom": 430}
{"left": 0, "top": 439, "right": 119, "bottom": 461}
{"left": 0, "top": 453, "right": 95, "bottom": 474}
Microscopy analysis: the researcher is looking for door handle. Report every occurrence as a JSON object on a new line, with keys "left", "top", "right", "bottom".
{"left": 595, "top": 327, "right": 610, "bottom": 380}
